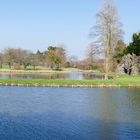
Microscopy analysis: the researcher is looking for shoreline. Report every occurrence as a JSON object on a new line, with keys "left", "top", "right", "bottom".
{"left": 0, "top": 77, "right": 140, "bottom": 88}
{"left": 0, "top": 69, "right": 72, "bottom": 74}
{"left": 0, "top": 84, "right": 140, "bottom": 88}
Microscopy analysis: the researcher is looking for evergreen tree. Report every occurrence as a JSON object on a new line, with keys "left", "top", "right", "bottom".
{"left": 126, "top": 33, "right": 140, "bottom": 56}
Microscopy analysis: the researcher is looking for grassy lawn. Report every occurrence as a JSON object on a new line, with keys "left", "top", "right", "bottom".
{"left": 0, "top": 75, "right": 139, "bottom": 87}
{"left": 0, "top": 67, "right": 76, "bottom": 74}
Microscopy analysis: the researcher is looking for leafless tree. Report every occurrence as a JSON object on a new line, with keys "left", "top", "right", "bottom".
{"left": 86, "top": 43, "right": 101, "bottom": 65}
{"left": 0, "top": 53, "right": 4, "bottom": 68}
{"left": 89, "top": 0, "right": 124, "bottom": 74}
{"left": 68, "top": 55, "right": 78, "bottom": 68}
{"left": 3, "top": 48, "right": 16, "bottom": 68}
{"left": 3, "top": 48, "right": 31, "bottom": 69}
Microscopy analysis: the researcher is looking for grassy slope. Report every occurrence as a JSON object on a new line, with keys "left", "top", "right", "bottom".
{"left": 0, "top": 75, "right": 140, "bottom": 87}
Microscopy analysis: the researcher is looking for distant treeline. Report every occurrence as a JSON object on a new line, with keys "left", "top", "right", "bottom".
{"left": 0, "top": 46, "right": 105, "bottom": 71}
{"left": 0, "top": 46, "right": 67, "bottom": 70}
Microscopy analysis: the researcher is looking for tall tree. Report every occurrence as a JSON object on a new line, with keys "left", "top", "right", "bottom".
{"left": 90, "top": 0, "right": 124, "bottom": 74}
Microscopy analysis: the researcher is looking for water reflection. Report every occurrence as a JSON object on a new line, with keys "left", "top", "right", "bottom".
{"left": 0, "top": 71, "right": 110, "bottom": 80}
{"left": 0, "top": 87, "right": 140, "bottom": 140}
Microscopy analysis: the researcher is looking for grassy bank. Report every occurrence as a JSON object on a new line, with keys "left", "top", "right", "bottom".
{"left": 0, "top": 67, "right": 79, "bottom": 74}
{"left": 0, "top": 75, "right": 140, "bottom": 87}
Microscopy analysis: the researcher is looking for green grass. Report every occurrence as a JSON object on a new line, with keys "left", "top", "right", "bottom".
{"left": 0, "top": 66, "right": 79, "bottom": 73}
{"left": 0, "top": 75, "right": 140, "bottom": 87}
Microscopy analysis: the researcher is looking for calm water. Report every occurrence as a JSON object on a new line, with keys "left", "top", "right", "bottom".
{"left": 0, "top": 71, "right": 111, "bottom": 80}
{"left": 0, "top": 87, "right": 140, "bottom": 140}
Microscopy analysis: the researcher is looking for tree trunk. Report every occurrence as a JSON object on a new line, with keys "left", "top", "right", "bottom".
{"left": 105, "top": 31, "right": 114, "bottom": 76}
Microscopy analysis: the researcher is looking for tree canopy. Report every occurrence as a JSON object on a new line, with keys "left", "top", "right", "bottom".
{"left": 125, "top": 33, "right": 140, "bottom": 56}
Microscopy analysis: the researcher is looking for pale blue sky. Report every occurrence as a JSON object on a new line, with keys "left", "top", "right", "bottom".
{"left": 0, "top": 0, "right": 140, "bottom": 59}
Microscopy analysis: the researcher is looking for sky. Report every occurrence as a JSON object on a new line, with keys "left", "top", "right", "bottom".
{"left": 0, "top": 0, "right": 140, "bottom": 60}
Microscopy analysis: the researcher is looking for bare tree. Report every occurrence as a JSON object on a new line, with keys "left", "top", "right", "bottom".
{"left": 30, "top": 53, "right": 39, "bottom": 70}
{"left": 0, "top": 53, "right": 3, "bottom": 68}
{"left": 4, "top": 48, "right": 16, "bottom": 69}
{"left": 89, "top": 0, "right": 124, "bottom": 75}
{"left": 86, "top": 43, "right": 101, "bottom": 65}
{"left": 3, "top": 48, "right": 31, "bottom": 69}
{"left": 68, "top": 55, "right": 78, "bottom": 68}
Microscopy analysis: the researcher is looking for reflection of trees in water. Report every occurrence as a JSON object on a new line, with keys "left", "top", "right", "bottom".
{"left": 124, "top": 88, "right": 140, "bottom": 121}
{"left": 83, "top": 73, "right": 112, "bottom": 80}
{"left": 46, "top": 73, "right": 66, "bottom": 79}
{"left": 0, "top": 73, "right": 67, "bottom": 80}
{"left": 0, "top": 72, "right": 112, "bottom": 80}
{"left": 101, "top": 88, "right": 140, "bottom": 123}
{"left": 83, "top": 73, "right": 103, "bottom": 80}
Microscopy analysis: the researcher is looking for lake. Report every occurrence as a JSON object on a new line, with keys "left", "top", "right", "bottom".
{"left": 0, "top": 86, "right": 140, "bottom": 140}
{"left": 0, "top": 71, "right": 111, "bottom": 80}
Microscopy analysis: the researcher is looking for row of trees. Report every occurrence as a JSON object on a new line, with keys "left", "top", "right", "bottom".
{"left": 0, "top": 46, "right": 66, "bottom": 70}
